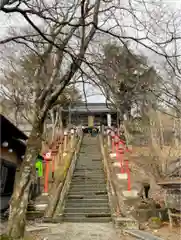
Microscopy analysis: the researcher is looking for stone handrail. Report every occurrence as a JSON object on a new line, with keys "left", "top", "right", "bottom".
{"left": 44, "top": 134, "right": 83, "bottom": 220}
{"left": 52, "top": 133, "right": 83, "bottom": 220}
{"left": 99, "top": 133, "right": 122, "bottom": 221}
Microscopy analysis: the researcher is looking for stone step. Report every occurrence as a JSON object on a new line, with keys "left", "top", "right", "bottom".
{"left": 64, "top": 207, "right": 110, "bottom": 214}
{"left": 71, "top": 179, "right": 105, "bottom": 182}
{"left": 76, "top": 166, "right": 102, "bottom": 168}
{"left": 63, "top": 212, "right": 111, "bottom": 219}
{"left": 76, "top": 156, "right": 101, "bottom": 158}
{"left": 27, "top": 204, "right": 36, "bottom": 211}
{"left": 78, "top": 157, "right": 101, "bottom": 159}
{"left": 75, "top": 163, "right": 102, "bottom": 166}
{"left": 77, "top": 158, "right": 101, "bottom": 160}
{"left": 62, "top": 137, "right": 110, "bottom": 223}
{"left": 71, "top": 180, "right": 106, "bottom": 184}
{"left": 75, "top": 167, "right": 102, "bottom": 169}
{"left": 65, "top": 198, "right": 109, "bottom": 204}
{"left": 70, "top": 185, "right": 107, "bottom": 191}
{"left": 74, "top": 171, "right": 103, "bottom": 173}
{"left": 68, "top": 191, "right": 108, "bottom": 196}
{"left": 73, "top": 175, "right": 105, "bottom": 179}
{"left": 75, "top": 165, "right": 103, "bottom": 168}
{"left": 26, "top": 211, "right": 44, "bottom": 220}
{"left": 70, "top": 183, "right": 106, "bottom": 187}
{"left": 77, "top": 156, "right": 101, "bottom": 158}
{"left": 76, "top": 162, "right": 102, "bottom": 165}
{"left": 74, "top": 168, "right": 103, "bottom": 174}
{"left": 124, "top": 229, "right": 164, "bottom": 240}
{"left": 71, "top": 180, "right": 106, "bottom": 183}
{"left": 74, "top": 167, "right": 103, "bottom": 170}
{"left": 65, "top": 202, "right": 109, "bottom": 208}
{"left": 69, "top": 188, "right": 107, "bottom": 192}
{"left": 63, "top": 216, "right": 110, "bottom": 223}
{"left": 78, "top": 155, "right": 101, "bottom": 157}
{"left": 67, "top": 194, "right": 108, "bottom": 200}
{"left": 76, "top": 163, "right": 102, "bottom": 165}
{"left": 75, "top": 167, "right": 103, "bottom": 170}
{"left": 73, "top": 172, "right": 104, "bottom": 174}
{"left": 78, "top": 153, "right": 100, "bottom": 155}
{"left": 71, "top": 179, "right": 106, "bottom": 182}
{"left": 73, "top": 175, "right": 104, "bottom": 180}
{"left": 73, "top": 171, "right": 104, "bottom": 175}
{"left": 74, "top": 166, "right": 103, "bottom": 169}
{"left": 75, "top": 168, "right": 103, "bottom": 170}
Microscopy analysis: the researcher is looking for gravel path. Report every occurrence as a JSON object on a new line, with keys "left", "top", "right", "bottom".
{"left": 31, "top": 222, "right": 122, "bottom": 240}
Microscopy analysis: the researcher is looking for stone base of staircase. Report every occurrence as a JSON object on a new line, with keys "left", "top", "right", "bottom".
{"left": 43, "top": 215, "right": 64, "bottom": 223}
{"left": 124, "top": 229, "right": 164, "bottom": 240}
{"left": 114, "top": 216, "right": 139, "bottom": 229}
{"left": 27, "top": 194, "right": 49, "bottom": 220}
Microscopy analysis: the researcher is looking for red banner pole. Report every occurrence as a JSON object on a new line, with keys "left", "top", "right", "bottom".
{"left": 125, "top": 160, "right": 131, "bottom": 191}
{"left": 52, "top": 156, "right": 55, "bottom": 181}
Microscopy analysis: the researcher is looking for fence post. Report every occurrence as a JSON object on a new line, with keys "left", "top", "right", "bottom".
{"left": 107, "top": 128, "right": 111, "bottom": 150}
{"left": 64, "top": 130, "right": 68, "bottom": 153}
{"left": 52, "top": 156, "right": 55, "bottom": 181}
{"left": 70, "top": 128, "right": 75, "bottom": 149}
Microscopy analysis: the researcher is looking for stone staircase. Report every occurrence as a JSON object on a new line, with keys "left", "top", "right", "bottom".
{"left": 63, "top": 135, "right": 111, "bottom": 222}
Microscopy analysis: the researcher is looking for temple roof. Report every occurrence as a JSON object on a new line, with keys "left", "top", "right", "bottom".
{"left": 63, "top": 102, "right": 116, "bottom": 113}
{"left": 0, "top": 114, "right": 28, "bottom": 158}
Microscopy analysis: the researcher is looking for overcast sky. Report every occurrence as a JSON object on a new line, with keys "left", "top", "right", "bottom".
{"left": 0, "top": 0, "right": 180, "bottom": 103}
{"left": 83, "top": 0, "right": 181, "bottom": 103}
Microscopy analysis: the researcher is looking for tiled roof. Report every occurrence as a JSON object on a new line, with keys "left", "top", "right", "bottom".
{"left": 0, "top": 114, "right": 28, "bottom": 141}
{"left": 63, "top": 102, "right": 116, "bottom": 113}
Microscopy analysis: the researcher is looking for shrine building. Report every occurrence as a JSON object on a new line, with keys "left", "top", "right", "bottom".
{"left": 62, "top": 102, "right": 117, "bottom": 127}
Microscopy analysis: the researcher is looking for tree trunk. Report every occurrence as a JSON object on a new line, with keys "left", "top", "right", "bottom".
{"left": 149, "top": 114, "right": 167, "bottom": 177}
{"left": 157, "top": 110, "right": 164, "bottom": 149}
{"left": 59, "top": 107, "right": 63, "bottom": 130}
{"left": 50, "top": 109, "right": 55, "bottom": 142}
{"left": 7, "top": 115, "right": 44, "bottom": 239}
{"left": 173, "top": 117, "right": 179, "bottom": 148}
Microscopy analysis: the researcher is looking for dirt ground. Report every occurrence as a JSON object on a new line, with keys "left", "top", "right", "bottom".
{"left": 24, "top": 222, "right": 181, "bottom": 240}
{"left": 25, "top": 222, "right": 136, "bottom": 240}
{"left": 2, "top": 221, "right": 180, "bottom": 240}
{"left": 1, "top": 221, "right": 136, "bottom": 240}
{"left": 148, "top": 224, "right": 181, "bottom": 240}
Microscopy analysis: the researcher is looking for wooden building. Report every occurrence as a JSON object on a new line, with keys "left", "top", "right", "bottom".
{"left": 0, "top": 114, "right": 28, "bottom": 212}
{"left": 62, "top": 102, "right": 118, "bottom": 127}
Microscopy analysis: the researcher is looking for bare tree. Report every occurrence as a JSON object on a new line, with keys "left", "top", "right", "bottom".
{"left": 92, "top": 42, "right": 180, "bottom": 177}
{"left": 0, "top": 0, "right": 180, "bottom": 238}
{"left": 0, "top": 52, "right": 82, "bottom": 136}
{"left": 0, "top": 1, "right": 101, "bottom": 238}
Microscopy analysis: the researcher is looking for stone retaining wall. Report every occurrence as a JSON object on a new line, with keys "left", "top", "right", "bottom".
{"left": 53, "top": 135, "right": 83, "bottom": 219}
{"left": 43, "top": 135, "right": 83, "bottom": 221}
{"left": 99, "top": 134, "right": 139, "bottom": 229}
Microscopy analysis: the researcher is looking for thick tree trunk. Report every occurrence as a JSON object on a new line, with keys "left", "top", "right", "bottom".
{"left": 7, "top": 115, "right": 44, "bottom": 239}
